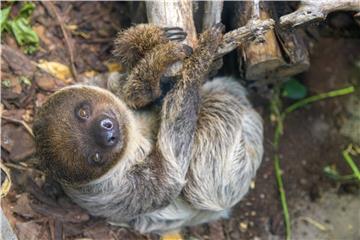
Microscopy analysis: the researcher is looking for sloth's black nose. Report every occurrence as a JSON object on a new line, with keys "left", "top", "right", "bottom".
{"left": 92, "top": 116, "right": 119, "bottom": 148}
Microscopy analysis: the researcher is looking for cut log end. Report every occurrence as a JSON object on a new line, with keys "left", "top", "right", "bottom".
{"left": 245, "top": 59, "right": 285, "bottom": 80}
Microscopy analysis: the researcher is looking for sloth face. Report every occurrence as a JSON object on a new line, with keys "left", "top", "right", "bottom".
{"left": 33, "top": 85, "right": 129, "bottom": 184}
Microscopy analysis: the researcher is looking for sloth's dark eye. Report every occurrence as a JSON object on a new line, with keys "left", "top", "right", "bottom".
{"left": 78, "top": 108, "right": 89, "bottom": 119}
{"left": 75, "top": 101, "right": 91, "bottom": 121}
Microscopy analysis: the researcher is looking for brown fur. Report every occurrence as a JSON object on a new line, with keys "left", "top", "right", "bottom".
{"left": 122, "top": 42, "right": 191, "bottom": 108}
{"left": 113, "top": 24, "right": 168, "bottom": 71}
{"left": 33, "top": 86, "right": 131, "bottom": 184}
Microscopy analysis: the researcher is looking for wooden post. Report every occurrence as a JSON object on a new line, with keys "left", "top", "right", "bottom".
{"left": 146, "top": 0, "right": 197, "bottom": 76}
{"left": 202, "top": 1, "right": 224, "bottom": 30}
{"left": 235, "top": 0, "right": 286, "bottom": 81}
{"left": 146, "top": 1, "right": 197, "bottom": 47}
{"left": 270, "top": 2, "right": 310, "bottom": 78}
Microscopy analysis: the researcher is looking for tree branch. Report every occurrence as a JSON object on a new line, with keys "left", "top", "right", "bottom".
{"left": 280, "top": 0, "right": 360, "bottom": 28}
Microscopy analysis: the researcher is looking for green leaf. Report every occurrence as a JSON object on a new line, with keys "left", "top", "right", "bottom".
{"left": 18, "top": 2, "right": 36, "bottom": 19}
{"left": 282, "top": 78, "right": 307, "bottom": 100}
{"left": 7, "top": 17, "right": 39, "bottom": 54}
{"left": 0, "top": 7, "right": 11, "bottom": 33}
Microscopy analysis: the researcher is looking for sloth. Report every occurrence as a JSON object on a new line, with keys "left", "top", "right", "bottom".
{"left": 33, "top": 23, "right": 263, "bottom": 234}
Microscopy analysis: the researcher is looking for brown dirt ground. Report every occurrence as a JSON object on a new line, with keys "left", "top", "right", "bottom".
{"left": 1, "top": 2, "right": 359, "bottom": 240}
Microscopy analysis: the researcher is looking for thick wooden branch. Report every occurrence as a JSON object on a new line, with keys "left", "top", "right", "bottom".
{"left": 217, "top": 19, "right": 275, "bottom": 58}
{"left": 280, "top": 0, "right": 360, "bottom": 28}
{"left": 146, "top": 0, "right": 197, "bottom": 47}
{"left": 202, "top": 1, "right": 224, "bottom": 30}
{"left": 146, "top": 0, "right": 197, "bottom": 76}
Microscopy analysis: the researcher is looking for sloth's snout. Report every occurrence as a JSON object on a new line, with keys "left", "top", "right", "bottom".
{"left": 92, "top": 116, "right": 120, "bottom": 148}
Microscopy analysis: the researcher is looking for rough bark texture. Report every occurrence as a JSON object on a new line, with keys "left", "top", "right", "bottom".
{"left": 280, "top": 0, "right": 360, "bottom": 28}
{"left": 216, "top": 19, "right": 275, "bottom": 58}
{"left": 146, "top": 0, "right": 197, "bottom": 47}
{"left": 146, "top": 0, "right": 197, "bottom": 76}
{"left": 274, "top": 29, "right": 310, "bottom": 78}
{"left": 202, "top": 1, "right": 224, "bottom": 30}
{"left": 235, "top": 1, "right": 285, "bottom": 81}
{"left": 270, "top": 2, "right": 310, "bottom": 79}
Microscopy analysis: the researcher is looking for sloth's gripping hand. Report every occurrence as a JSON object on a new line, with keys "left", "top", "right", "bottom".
{"left": 113, "top": 24, "right": 191, "bottom": 109}
{"left": 123, "top": 42, "right": 192, "bottom": 109}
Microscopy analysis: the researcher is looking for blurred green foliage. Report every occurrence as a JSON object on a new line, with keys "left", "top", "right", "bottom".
{"left": 1, "top": 2, "right": 39, "bottom": 54}
{"left": 281, "top": 78, "right": 308, "bottom": 100}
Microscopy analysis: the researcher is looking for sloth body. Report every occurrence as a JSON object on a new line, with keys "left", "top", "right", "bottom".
{"left": 34, "top": 24, "right": 263, "bottom": 234}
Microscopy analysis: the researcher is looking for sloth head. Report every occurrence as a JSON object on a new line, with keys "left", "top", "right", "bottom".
{"left": 34, "top": 85, "right": 130, "bottom": 185}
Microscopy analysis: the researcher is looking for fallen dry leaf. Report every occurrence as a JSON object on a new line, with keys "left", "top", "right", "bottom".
{"left": 2, "top": 45, "right": 36, "bottom": 78}
{"left": 1, "top": 197, "right": 18, "bottom": 228}
{"left": 15, "top": 220, "right": 50, "bottom": 240}
{"left": 33, "top": 25, "right": 53, "bottom": 47}
{"left": 84, "top": 222, "right": 116, "bottom": 240}
{"left": 209, "top": 221, "right": 225, "bottom": 240}
{"left": 105, "top": 62, "right": 124, "bottom": 73}
{"left": 65, "top": 24, "right": 78, "bottom": 31}
{"left": 37, "top": 60, "right": 71, "bottom": 82}
{"left": 1, "top": 123, "right": 35, "bottom": 162}
{"left": 2, "top": 76, "right": 23, "bottom": 98}
{"left": 22, "top": 109, "right": 33, "bottom": 123}
{"left": 83, "top": 70, "right": 98, "bottom": 78}
{"left": 12, "top": 193, "right": 40, "bottom": 219}
{"left": 2, "top": 109, "right": 26, "bottom": 120}
{"left": 0, "top": 163, "right": 12, "bottom": 198}
{"left": 35, "top": 93, "right": 48, "bottom": 108}
{"left": 35, "top": 74, "right": 57, "bottom": 91}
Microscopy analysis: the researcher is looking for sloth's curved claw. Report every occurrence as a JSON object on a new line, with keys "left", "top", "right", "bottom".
{"left": 163, "top": 27, "right": 188, "bottom": 42}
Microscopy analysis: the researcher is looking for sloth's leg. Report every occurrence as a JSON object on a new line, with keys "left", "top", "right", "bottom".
{"left": 113, "top": 24, "right": 187, "bottom": 70}
{"left": 121, "top": 42, "right": 192, "bottom": 109}
{"left": 183, "top": 77, "right": 263, "bottom": 212}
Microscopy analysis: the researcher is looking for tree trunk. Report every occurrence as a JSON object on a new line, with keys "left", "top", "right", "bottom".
{"left": 146, "top": 0, "right": 197, "bottom": 76}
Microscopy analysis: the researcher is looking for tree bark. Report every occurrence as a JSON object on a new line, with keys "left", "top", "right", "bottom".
{"left": 217, "top": 18, "right": 275, "bottom": 58}
{"left": 280, "top": 0, "right": 360, "bottom": 28}
{"left": 235, "top": 1, "right": 286, "bottom": 81}
{"left": 202, "top": 1, "right": 224, "bottom": 30}
{"left": 146, "top": 0, "right": 197, "bottom": 76}
{"left": 270, "top": 2, "right": 310, "bottom": 79}
{"left": 146, "top": 0, "right": 197, "bottom": 47}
